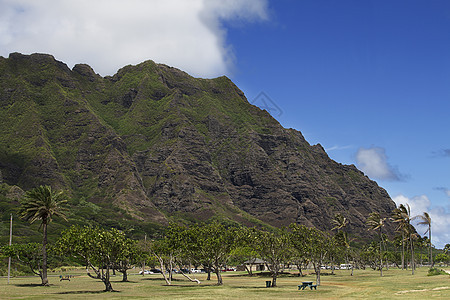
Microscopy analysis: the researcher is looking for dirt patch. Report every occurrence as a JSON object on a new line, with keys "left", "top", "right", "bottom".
{"left": 395, "top": 286, "right": 449, "bottom": 295}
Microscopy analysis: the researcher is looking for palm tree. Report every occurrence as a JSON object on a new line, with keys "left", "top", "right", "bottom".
{"left": 392, "top": 204, "right": 416, "bottom": 274}
{"left": 19, "top": 185, "right": 68, "bottom": 285}
{"left": 332, "top": 213, "right": 349, "bottom": 231}
{"left": 366, "top": 212, "right": 386, "bottom": 276}
{"left": 413, "top": 212, "right": 432, "bottom": 267}
{"left": 332, "top": 213, "right": 351, "bottom": 274}
{"left": 391, "top": 206, "right": 407, "bottom": 270}
{"left": 444, "top": 243, "right": 450, "bottom": 255}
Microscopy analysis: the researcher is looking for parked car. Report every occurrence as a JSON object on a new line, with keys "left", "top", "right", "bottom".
{"left": 139, "top": 270, "right": 153, "bottom": 275}
{"left": 150, "top": 268, "right": 162, "bottom": 273}
{"left": 180, "top": 268, "right": 190, "bottom": 274}
{"left": 340, "top": 264, "right": 352, "bottom": 270}
{"left": 223, "top": 268, "right": 236, "bottom": 272}
{"left": 191, "top": 268, "right": 203, "bottom": 273}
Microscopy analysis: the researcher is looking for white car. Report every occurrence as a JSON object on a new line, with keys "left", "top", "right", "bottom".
{"left": 139, "top": 270, "right": 154, "bottom": 275}
{"left": 191, "top": 268, "right": 202, "bottom": 273}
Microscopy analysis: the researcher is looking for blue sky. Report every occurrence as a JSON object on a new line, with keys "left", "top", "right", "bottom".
{"left": 1, "top": 0, "right": 448, "bottom": 247}
{"left": 226, "top": 0, "right": 450, "bottom": 247}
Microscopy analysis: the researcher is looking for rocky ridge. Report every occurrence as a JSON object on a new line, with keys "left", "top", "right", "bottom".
{"left": 0, "top": 53, "right": 396, "bottom": 237}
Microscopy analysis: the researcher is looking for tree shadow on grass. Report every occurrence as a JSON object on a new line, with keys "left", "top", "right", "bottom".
{"left": 165, "top": 284, "right": 217, "bottom": 288}
{"left": 14, "top": 283, "right": 45, "bottom": 287}
{"left": 57, "top": 290, "right": 121, "bottom": 294}
{"left": 142, "top": 277, "right": 186, "bottom": 282}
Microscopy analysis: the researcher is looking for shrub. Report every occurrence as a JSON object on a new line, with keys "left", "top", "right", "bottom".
{"left": 427, "top": 267, "right": 448, "bottom": 276}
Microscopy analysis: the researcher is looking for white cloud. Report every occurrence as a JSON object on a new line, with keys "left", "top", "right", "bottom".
{"left": 393, "top": 194, "right": 450, "bottom": 249}
{"left": 355, "top": 146, "right": 402, "bottom": 181}
{"left": 325, "top": 145, "right": 353, "bottom": 152}
{"left": 0, "top": 0, "right": 269, "bottom": 77}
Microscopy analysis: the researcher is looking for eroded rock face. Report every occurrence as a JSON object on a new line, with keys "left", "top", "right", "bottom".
{"left": 0, "top": 53, "right": 396, "bottom": 236}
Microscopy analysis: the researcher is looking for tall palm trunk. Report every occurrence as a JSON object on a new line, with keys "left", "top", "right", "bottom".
{"left": 429, "top": 228, "right": 433, "bottom": 267}
{"left": 379, "top": 228, "right": 383, "bottom": 277}
{"left": 410, "top": 235, "right": 414, "bottom": 275}
{"left": 41, "top": 221, "right": 49, "bottom": 286}
{"left": 401, "top": 234, "right": 405, "bottom": 270}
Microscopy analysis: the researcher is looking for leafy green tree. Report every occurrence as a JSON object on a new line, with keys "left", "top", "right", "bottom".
{"left": 18, "top": 185, "right": 67, "bottom": 286}
{"left": 142, "top": 224, "right": 201, "bottom": 286}
{"left": 289, "top": 224, "right": 310, "bottom": 277}
{"left": 308, "top": 227, "right": 329, "bottom": 285}
{"left": 229, "top": 245, "right": 259, "bottom": 276}
{"left": 250, "top": 227, "right": 291, "bottom": 287}
{"left": 413, "top": 212, "right": 432, "bottom": 266}
{"left": 183, "top": 222, "right": 239, "bottom": 285}
{"left": 434, "top": 253, "right": 449, "bottom": 266}
{"left": 289, "top": 224, "right": 329, "bottom": 285}
{"left": 366, "top": 212, "right": 386, "bottom": 276}
{"left": 113, "top": 238, "right": 140, "bottom": 282}
{"left": 55, "top": 226, "right": 130, "bottom": 291}
{"left": 1, "top": 243, "right": 44, "bottom": 279}
{"left": 360, "top": 241, "right": 380, "bottom": 270}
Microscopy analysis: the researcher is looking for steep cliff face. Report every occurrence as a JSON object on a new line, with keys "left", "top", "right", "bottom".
{"left": 0, "top": 53, "right": 396, "bottom": 236}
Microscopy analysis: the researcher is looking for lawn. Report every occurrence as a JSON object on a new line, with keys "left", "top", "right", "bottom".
{"left": 1, "top": 267, "right": 449, "bottom": 299}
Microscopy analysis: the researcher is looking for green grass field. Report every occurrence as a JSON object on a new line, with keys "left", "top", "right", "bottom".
{"left": 1, "top": 267, "right": 449, "bottom": 299}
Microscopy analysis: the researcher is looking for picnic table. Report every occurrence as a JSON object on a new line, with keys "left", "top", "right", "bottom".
{"left": 298, "top": 281, "right": 317, "bottom": 290}
{"left": 59, "top": 275, "right": 72, "bottom": 281}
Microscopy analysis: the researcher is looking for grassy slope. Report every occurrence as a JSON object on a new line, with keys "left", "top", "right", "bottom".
{"left": 0, "top": 267, "right": 448, "bottom": 299}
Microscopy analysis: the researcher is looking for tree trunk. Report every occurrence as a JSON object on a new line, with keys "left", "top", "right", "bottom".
{"left": 178, "top": 265, "right": 201, "bottom": 284}
{"left": 41, "top": 221, "right": 49, "bottom": 286}
{"left": 271, "top": 272, "right": 277, "bottom": 287}
{"left": 315, "top": 264, "right": 321, "bottom": 286}
{"left": 156, "top": 255, "right": 171, "bottom": 285}
{"left": 411, "top": 236, "right": 415, "bottom": 275}
{"left": 215, "top": 269, "right": 223, "bottom": 285}
{"left": 379, "top": 229, "right": 383, "bottom": 277}
{"left": 429, "top": 228, "right": 433, "bottom": 267}
{"left": 244, "top": 265, "right": 253, "bottom": 276}
{"left": 401, "top": 236, "right": 405, "bottom": 270}
{"left": 296, "top": 264, "right": 303, "bottom": 277}
{"left": 122, "top": 270, "right": 128, "bottom": 282}
{"left": 104, "top": 265, "right": 113, "bottom": 291}
{"left": 104, "top": 280, "right": 113, "bottom": 292}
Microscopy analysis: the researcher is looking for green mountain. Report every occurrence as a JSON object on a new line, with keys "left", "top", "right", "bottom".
{"left": 0, "top": 53, "right": 396, "bottom": 241}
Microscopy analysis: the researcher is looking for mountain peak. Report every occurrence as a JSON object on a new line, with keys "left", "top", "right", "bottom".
{"left": 0, "top": 53, "right": 396, "bottom": 237}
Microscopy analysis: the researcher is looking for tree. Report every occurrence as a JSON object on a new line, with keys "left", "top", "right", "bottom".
{"left": 229, "top": 245, "right": 259, "bottom": 276}
{"left": 366, "top": 212, "right": 386, "bottom": 276}
{"left": 413, "top": 212, "right": 432, "bottom": 266}
{"left": 18, "top": 185, "right": 67, "bottom": 286}
{"left": 290, "top": 224, "right": 328, "bottom": 285}
{"left": 434, "top": 253, "right": 449, "bottom": 266}
{"left": 392, "top": 205, "right": 407, "bottom": 270}
{"left": 113, "top": 238, "right": 140, "bottom": 282}
{"left": 183, "top": 222, "right": 239, "bottom": 285}
{"left": 392, "top": 204, "right": 416, "bottom": 274}
{"left": 331, "top": 213, "right": 352, "bottom": 275}
{"left": 444, "top": 244, "right": 450, "bottom": 255}
{"left": 250, "top": 227, "right": 291, "bottom": 287}
{"left": 289, "top": 224, "right": 310, "bottom": 277}
{"left": 1, "top": 243, "right": 45, "bottom": 280}
{"left": 55, "top": 226, "right": 130, "bottom": 291}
